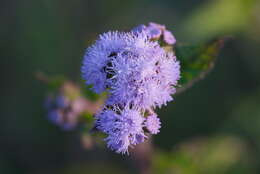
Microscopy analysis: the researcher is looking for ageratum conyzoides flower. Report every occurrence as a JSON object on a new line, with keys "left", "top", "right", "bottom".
{"left": 82, "top": 22, "right": 180, "bottom": 154}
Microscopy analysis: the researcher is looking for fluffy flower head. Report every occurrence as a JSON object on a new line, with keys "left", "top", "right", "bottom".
{"left": 82, "top": 31, "right": 180, "bottom": 109}
{"left": 96, "top": 105, "right": 146, "bottom": 154}
{"left": 82, "top": 22, "right": 180, "bottom": 154}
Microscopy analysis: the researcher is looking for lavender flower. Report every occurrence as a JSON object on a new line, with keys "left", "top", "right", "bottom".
{"left": 81, "top": 32, "right": 127, "bottom": 93}
{"left": 47, "top": 109, "right": 78, "bottom": 130}
{"left": 45, "top": 82, "right": 102, "bottom": 130}
{"left": 97, "top": 105, "right": 146, "bottom": 154}
{"left": 145, "top": 113, "right": 161, "bottom": 134}
{"left": 45, "top": 95, "right": 78, "bottom": 130}
{"left": 82, "top": 31, "right": 180, "bottom": 109}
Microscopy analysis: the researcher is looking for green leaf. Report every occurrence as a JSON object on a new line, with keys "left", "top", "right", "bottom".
{"left": 175, "top": 37, "right": 229, "bottom": 94}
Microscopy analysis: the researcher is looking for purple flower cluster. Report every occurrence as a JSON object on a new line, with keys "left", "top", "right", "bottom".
{"left": 82, "top": 22, "right": 180, "bottom": 154}
{"left": 45, "top": 83, "right": 92, "bottom": 130}
{"left": 45, "top": 94, "right": 79, "bottom": 130}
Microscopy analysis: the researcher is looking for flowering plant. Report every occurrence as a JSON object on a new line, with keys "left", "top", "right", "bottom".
{"left": 39, "top": 22, "right": 226, "bottom": 155}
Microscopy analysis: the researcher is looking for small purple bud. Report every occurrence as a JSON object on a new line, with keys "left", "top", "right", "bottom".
{"left": 145, "top": 114, "right": 161, "bottom": 134}
{"left": 163, "top": 30, "right": 176, "bottom": 45}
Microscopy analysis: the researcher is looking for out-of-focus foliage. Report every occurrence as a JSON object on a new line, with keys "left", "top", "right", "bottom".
{"left": 223, "top": 89, "right": 260, "bottom": 159}
{"left": 230, "top": 91, "right": 260, "bottom": 143}
{"left": 153, "top": 136, "right": 255, "bottom": 174}
{"left": 181, "top": 0, "right": 257, "bottom": 41}
{"left": 175, "top": 38, "right": 228, "bottom": 93}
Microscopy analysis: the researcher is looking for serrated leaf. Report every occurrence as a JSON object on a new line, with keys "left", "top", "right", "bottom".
{"left": 175, "top": 37, "right": 229, "bottom": 94}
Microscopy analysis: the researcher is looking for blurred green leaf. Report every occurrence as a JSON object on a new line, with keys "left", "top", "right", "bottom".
{"left": 175, "top": 37, "right": 228, "bottom": 94}
{"left": 181, "top": 0, "right": 256, "bottom": 41}
{"left": 152, "top": 136, "right": 255, "bottom": 174}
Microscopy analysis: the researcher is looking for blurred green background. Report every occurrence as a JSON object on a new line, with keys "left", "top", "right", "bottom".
{"left": 1, "top": 0, "right": 260, "bottom": 173}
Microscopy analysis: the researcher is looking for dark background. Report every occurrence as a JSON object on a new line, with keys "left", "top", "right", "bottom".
{"left": 1, "top": 0, "right": 260, "bottom": 173}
